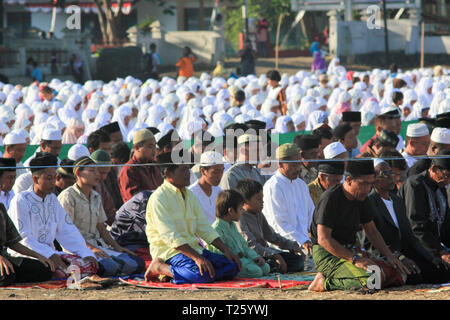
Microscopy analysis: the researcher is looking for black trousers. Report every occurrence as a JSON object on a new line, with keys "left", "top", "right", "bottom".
{"left": 267, "top": 252, "right": 305, "bottom": 273}
{"left": 403, "top": 248, "right": 450, "bottom": 284}
{"left": 0, "top": 257, "right": 53, "bottom": 287}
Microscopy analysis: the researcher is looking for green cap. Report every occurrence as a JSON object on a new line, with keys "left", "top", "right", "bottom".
{"left": 90, "top": 149, "right": 112, "bottom": 165}
{"left": 276, "top": 143, "right": 300, "bottom": 160}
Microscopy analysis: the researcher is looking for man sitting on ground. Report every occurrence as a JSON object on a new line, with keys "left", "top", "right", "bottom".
{"left": 8, "top": 153, "right": 98, "bottom": 279}
{"left": 58, "top": 156, "right": 145, "bottom": 277}
{"left": 308, "top": 159, "right": 409, "bottom": 292}
{"left": 144, "top": 150, "right": 241, "bottom": 284}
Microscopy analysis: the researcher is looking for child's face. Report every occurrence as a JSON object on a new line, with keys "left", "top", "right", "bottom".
{"left": 229, "top": 203, "right": 243, "bottom": 222}
{"left": 245, "top": 191, "right": 264, "bottom": 214}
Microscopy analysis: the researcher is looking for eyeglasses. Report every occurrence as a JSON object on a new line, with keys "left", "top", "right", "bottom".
{"left": 377, "top": 170, "right": 394, "bottom": 178}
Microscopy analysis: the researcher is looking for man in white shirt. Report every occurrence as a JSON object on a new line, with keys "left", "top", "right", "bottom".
{"left": 401, "top": 123, "right": 430, "bottom": 168}
{"left": 189, "top": 151, "right": 224, "bottom": 225}
{"left": 3, "top": 131, "right": 27, "bottom": 178}
{"left": 262, "top": 143, "right": 315, "bottom": 258}
{"left": 0, "top": 158, "right": 17, "bottom": 211}
{"left": 13, "top": 128, "right": 62, "bottom": 195}
{"left": 8, "top": 153, "right": 98, "bottom": 279}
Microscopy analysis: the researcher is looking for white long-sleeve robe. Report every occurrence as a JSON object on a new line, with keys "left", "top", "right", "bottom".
{"left": 262, "top": 170, "right": 315, "bottom": 246}
{"left": 8, "top": 187, "right": 95, "bottom": 259}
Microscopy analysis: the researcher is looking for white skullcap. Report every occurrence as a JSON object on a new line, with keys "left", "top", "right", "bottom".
{"left": 373, "top": 158, "right": 387, "bottom": 169}
{"left": 200, "top": 151, "right": 224, "bottom": 166}
{"left": 431, "top": 127, "right": 450, "bottom": 144}
{"left": 406, "top": 123, "right": 429, "bottom": 138}
{"left": 41, "top": 128, "right": 62, "bottom": 141}
{"left": 68, "top": 144, "right": 90, "bottom": 161}
{"left": 4, "top": 131, "right": 26, "bottom": 145}
{"left": 323, "top": 141, "right": 347, "bottom": 159}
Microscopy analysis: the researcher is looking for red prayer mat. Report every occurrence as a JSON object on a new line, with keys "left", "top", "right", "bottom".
{"left": 135, "top": 247, "right": 152, "bottom": 269}
{"left": 120, "top": 277, "right": 312, "bottom": 290}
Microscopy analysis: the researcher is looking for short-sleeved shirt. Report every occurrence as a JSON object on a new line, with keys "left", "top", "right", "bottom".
{"left": 310, "top": 184, "right": 373, "bottom": 247}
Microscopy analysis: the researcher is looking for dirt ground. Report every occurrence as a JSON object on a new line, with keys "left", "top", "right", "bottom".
{"left": 0, "top": 282, "right": 448, "bottom": 300}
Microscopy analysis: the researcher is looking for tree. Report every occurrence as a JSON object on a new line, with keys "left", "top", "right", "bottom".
{"left": 224, "top": 0, "right": 291, "bottom": 52}
{"left": 93, "top": 0, "right": 175, "bottom": 45}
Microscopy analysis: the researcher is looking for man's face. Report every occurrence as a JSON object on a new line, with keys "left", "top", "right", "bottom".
{"left": 319, "top": 172, "right": 343, "bottom": 190}
{"left": 168, "top": 164, "right": 191, "bottom": 188}
{"left": 301, "top": 148, "right": 319, "bottom": 169}
{"left": 0, "top": 171, "right": 16, "bottom": 192}
{"left": 409, "top": 135, "right": 430, "bottom": 156}
{"left": 346, "top": 174, "right": 375, "bottom": 201}
{"left": 42, "top": 140, "right": 62, "bottom": 157}
{"left": 280, "top": 154, "right": 302, "bottom": 180}
{"left": 137, "top": 137, "right": 156, "bottom": 162}
{"left": 343, "top": 129, "right": 358, "bottom": 151}
{"left": 349, "top": 122, "right": 361, "bottom": 136}
{"left": 98, "top": 141, "right": 112, "bottom": 155}
{"left": 392, "top": 167, "right": 406, "bottom": 190}
{"left": 430, "top": 165, "right": 450, "bottom": 187}
{"left": 110, "top": 131, "right": 123, "bottom": 145}
{"left": 394, "top": 118, "right": 402, "bottom": 135}
{"left": 374, "top": 163, "right": 396, "bottom": 192}
{"left": 97, "top": 166, "right": 111, "bottom": 182}
{"left": 78, "top": 167, "right": 101, "bottom": 188}
{"left": 35, "top": 168, "right": 57, "bottom": 195}
{"left": 6, "top": 143, "right": 27, "bottom": 163}
{"left": 201, "top": 164, "right": 224, "bottom": 187}
{"left": 56, "top": 175, "right": 76, "bottom": 190}
{"left": 380, "top": 118, "right": 396, "bottom": 133}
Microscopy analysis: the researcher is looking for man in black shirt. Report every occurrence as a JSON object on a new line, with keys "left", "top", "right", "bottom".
{"left": 399, "top": 150, "right": 450, "bottom": 276}
{"left": 309, "top": 159, "right": 409, "bottom": 292}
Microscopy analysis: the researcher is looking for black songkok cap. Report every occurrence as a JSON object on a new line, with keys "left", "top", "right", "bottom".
{"left": 157, "top": 129, "right": 180, "bottom": 150}
{"left": 342, "top": 111, "right": 361, "bottom": 122}
{"left": 318, "top": 161, "right": 345, "bottom": 175}
{"left": 100, "top": 122, "right": 121, "bottom": 134}
{"left": 147, "top": 127, "right": 160, "bottom": 135}
{"left": 30, "top": 153, "right": 58, "bottom": 174}
{"left": 0, "top": 158, "right": 16, "bottom": 174}
{"left": 346, "top": 159, "right": 375, "bottom": 176}
{"left": 294, "top": 134, "right": 320, "bottom": 151}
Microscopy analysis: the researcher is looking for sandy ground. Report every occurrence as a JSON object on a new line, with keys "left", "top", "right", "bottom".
{"left": 0, "top": 282, "right": 448, "bottom": 300}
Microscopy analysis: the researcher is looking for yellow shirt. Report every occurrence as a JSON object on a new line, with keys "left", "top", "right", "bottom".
{"left": 145, "top": 180, "right": 219, "bottom": 262}
{"left": 308, "top": 177, "right": 325, "bottom": 206}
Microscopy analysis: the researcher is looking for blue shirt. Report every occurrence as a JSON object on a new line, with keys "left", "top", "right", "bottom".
{"left": 31, "top": 67, "right": 43, "bottom": 82}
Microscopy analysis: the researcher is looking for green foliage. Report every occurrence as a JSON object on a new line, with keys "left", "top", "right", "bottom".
{"left": 137, "top": 16, "right": 154, "bottom": 33}
{"left": 224, "top": 0, "right": 292, "bottom": 52}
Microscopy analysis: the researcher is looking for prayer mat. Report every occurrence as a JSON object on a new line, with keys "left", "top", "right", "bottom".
{"left": 259, "top": 272, "right": 317, "bottom": 282}
{"left": 119, "top": 276, "right": 312, "bottom": 290}
{"left": 1, "top": 280, "right": 68, "bottom": 290}
{"left": 135, "top": 247, "right": 152, "bottom": 269}
{"left": 416, "top": 283, "right": 450, "bottom": 293}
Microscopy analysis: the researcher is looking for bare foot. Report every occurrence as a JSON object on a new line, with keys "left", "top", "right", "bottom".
{"left": 308, "top": 272, "right": 325, "bottom": 292}
{"left": 145, "top": 258, "right": 172, "bottom": 282}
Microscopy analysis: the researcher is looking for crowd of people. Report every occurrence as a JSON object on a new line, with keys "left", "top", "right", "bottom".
{"left": 0, "top": 57, "right": 449, "bottom": 292}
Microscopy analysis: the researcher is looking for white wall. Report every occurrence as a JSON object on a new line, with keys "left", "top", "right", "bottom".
{"left": 424, "top": 36, "right": 450, "bottom": 54}
{"left": 31, "top": 12, "right": 68, "bottom": 38}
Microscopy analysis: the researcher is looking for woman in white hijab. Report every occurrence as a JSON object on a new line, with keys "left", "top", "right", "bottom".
{"left": 273, "top": 115, "right": 295, "bottom": 134}
{"left": 306, "top": 110, "right": 328, "bottom": 131}
{"left": 327, "top": 57, "right": 340, "bottom": 76}
{"left": 417, "top": 77, "right": 434, "bottom": 107}
{"left": 137, "top": 86, "right": 153, "bottom": 107}
{"left": 62, "top": 118, "right": 85, "bottom": 144}
{"left": 112, "top": 105, "right": 132, "bottom": 141}
{"left": 286, "top": 90, "right": 303, "bottom": 116}
{"left": 207, "top": 112, "right": 234, "bottom": 138}
{"left": 292, "top": 112, "right": 306, "bottom": 131}
{"left": 64, "top": 94, "right": 83, "bottom": 120}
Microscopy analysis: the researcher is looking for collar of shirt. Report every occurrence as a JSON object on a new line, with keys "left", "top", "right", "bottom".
{"left": 73, "top": 183, "right": 101, "bottom": 203}
{"left": 162, "top": 179, "right": 187, "bottom": 198}
{"left": 422, "top": 170, "right": 440, "bottom": 191}
{"left": 275, "top": 170, "right": 297, "bottom": 183}
{"left": 26, "top": 186, "right": 54, "bottom": 203}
